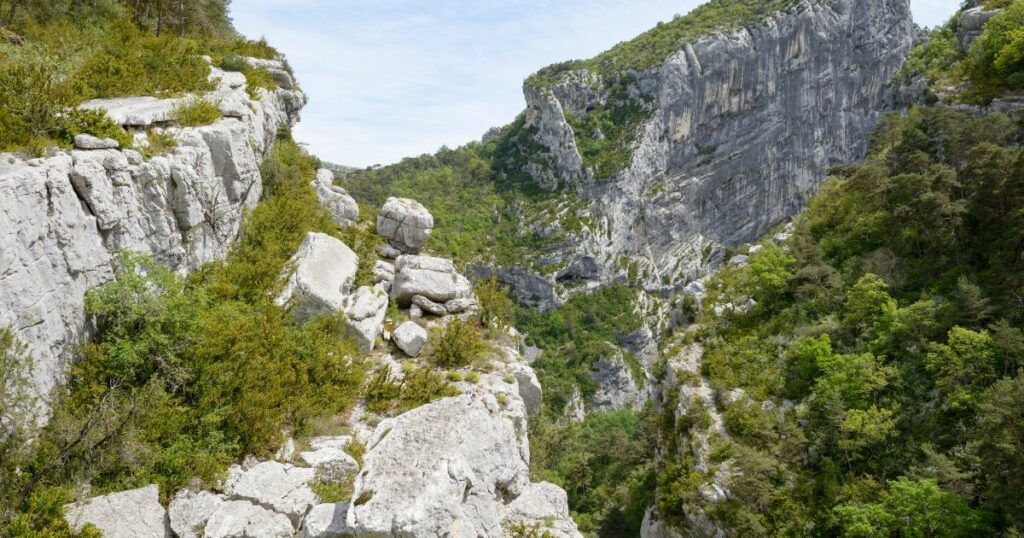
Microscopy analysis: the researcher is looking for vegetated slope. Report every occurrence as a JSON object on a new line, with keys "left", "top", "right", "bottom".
{"left": 647, "top": 4, "right": 1024, "bottom": 534}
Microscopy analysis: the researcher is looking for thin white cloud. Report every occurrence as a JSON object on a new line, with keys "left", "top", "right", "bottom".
{"left": 232, "top": 0, "right": 961, "bottom": 167}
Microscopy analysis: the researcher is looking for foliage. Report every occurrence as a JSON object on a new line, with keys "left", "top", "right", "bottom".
{"left": 365, "top": 364, "right": 459, "bottom": 415}
{"left": 967, "top": 0, "right": 1024, "bottom": 101}
{"left": 142, "top": 129, "right": 178, "bottom": 158}
{"left": 170, "top": 96, "right": 222, "bottom": 126}
{"left": 475, "top": 277, "right": 515, "bottom": 330}
{"left": 429, "top": 319, "right": 488, "bottom": 368}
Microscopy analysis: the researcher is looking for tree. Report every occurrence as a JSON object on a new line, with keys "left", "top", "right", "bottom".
{"left": 835, "top": 478, "right": 984, "bottom": 538}
{"left": 974, "top": 373, "right": 1024, "bottom": 529}
{"left": 843, "top": 273, "right": 897, "bottom": 337}
{"left": 925, "top": 327, "right": 997, "bottom": 414}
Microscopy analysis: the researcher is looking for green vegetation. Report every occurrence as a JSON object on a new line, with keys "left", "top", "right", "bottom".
{"left": 0, "top": 131, "right": 373, "bottom": 534}
{"left": 0, "top": 1, "right": 279, "bottom": 154}
{"left": 530, "top": 409, "right": 657, "bottom": 536}
{"left": 142, "top": 129, "right": 178, "bottom": 158}
{"left": 170, "top": 96, "right": 222, "bottom": 126}
{"left": 656, "top": 105, "right": 1024, "bottom": 535}
{"left": 563, "top": 76, "right": 650, "bottom": 180}
{"left": 364, "top": 364, "right": 459, "bottom": 415}
{"left": 429, "top": 319, "right": 489, "bottom": 368}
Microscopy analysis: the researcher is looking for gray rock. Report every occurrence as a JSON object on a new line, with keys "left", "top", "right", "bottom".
{"left": 64, "top": 485, "right": 169, "bottom": 538}
{"left": 589, "top": 347, "right": 646, "bottom": 413}
{"left": 391, "top": 255, "right": 474, "bottom": 306}
{"left": 728, "top": 254, "right": 749, "bottom": 267}
{"left": 299, "top": 447, "right": 359, "bottom": 482}
{"left": 342, "top": 285, "right": 388, "bottom": 352}
{"left": 509, "top": 362, "right": 543, "bottom": 418}
{"left": 409, "top": 304, "right": 423, "bottom": 319}
{"left": 564, "top": 388, "right": 586, "bottom": 423}
{"left": 275, "top": 232, "right": 359, "bottom": 321}
{"left": 301, "top": 503, "right": 353, "bottom": 538}
{"left": 308, "top": 435, "right": 354, "bottom": 452}
{"left": 312, "top": 169, "right": 359, "bottom": 228}
{"left": 73, "top": 134, "right": 119, "bottom": 150}
{"left": 376, "top": 197, "right": 433, "bottom": 253}
{"left": 204, "top": 500, "right": 294, "bottom": 538}
{"left": 500, "top": 482, "right": 583, "bottom": 538}
{"left": 444, "top": 297, "right": 476, "bottom": 314}
{"left": 393, "top": 321, "right": 428, "bottom": 357}
{"left": 169, "top": 490, "right": 226, "bottom": 538}
{"left": 374, "top": 243, "right": 401, "bottom": 259}
{"left": 959, "top": 7, "right": 1000, "bottom": 51}
{"left": 411, "top": 294, "right": 447, "bottom": 316}
{"left": 79, "top": 96, "right": 182, "bottom": 127}
{"left": 224, "top": 461, "right": 317, "bottom": 526}
{"left": 371, "top": 260, "right": 394, "bottom": 285}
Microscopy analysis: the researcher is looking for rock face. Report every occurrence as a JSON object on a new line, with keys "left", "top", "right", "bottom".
{"left": 64, "top": 484, "right": 169, "bottom": 538}
{"left": 168, "top": 490, "right": 226, "bottom": 538}
{"left": 347, "top": 392, "right": 581, "bottom": 537}
{"left": 275, "top": 232, "right": 359, "bottom": 320}
{"left": 311, "top": 169, "right": 359, "bottom": 228}
{"left": 342, "top": 284, "right": 388, "bottom": 352}
{"left": 498, "top": 0, "right": 915, "bottom": 300}
{"left": 589, "top": 348, "right": 646, "bottom": 412}
{"left": 224, "top": 461, "right": 317, "bottom": 526}
{"left": 204, "top": 500, "right": 294, "bottom": 538}
{"left": 0, "top": 62, "right": 305, "bottom": 409}
{"left": 74, "top": 133, "right": 120, "bottom": 150}
{"left": 501, "top": 482, "right": 581, "bottom": 538}
{"left": 959, "top": 6, "right": 1000, "bottom": 51}
{"left": 390, "top": 254, "right": 474, "bottom": 306}
{"left": 375, "top": 197, "right": 433, "bottom": 253}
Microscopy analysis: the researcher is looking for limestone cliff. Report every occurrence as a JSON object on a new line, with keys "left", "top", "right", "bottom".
{"left": 0, "top": 62, "right": 305, "bottom": 408}
{"left": 501, "top": 0, "right": 915, "bottom": 307}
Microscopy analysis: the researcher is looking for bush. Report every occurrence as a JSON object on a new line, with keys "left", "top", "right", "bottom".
{"left": 56, "top": 107, "right": 133, "bottom": 149}
{"left": 143, "top": 129, "right": 178, "bottom": 158}
{"left": 430, "top": 319, "right": 488, "bottom": 368}
{"left": 171, "top": 97, "right": 222, "bottom": 126}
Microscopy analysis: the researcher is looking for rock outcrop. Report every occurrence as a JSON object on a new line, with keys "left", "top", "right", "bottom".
{"left": 496, "top": 0, "right": 915, "bottom": 302}
{"left": 312, "top": 169, "right": 359, "bottom": 228}
{"left": 376, "top": 197, "right": 433, "bottom": 253}
{"left": 64, "top": 484, "right": 169, "bottom": 538}
{"left": 390, "top": 254, "right": 474, "bottom": 306}
{"left": 275, "top": 232, "right": 359, "bottom": 320}
{"left": 341, "top": 284, "right": 389, "bottom": 352}
{"left": 0, "top": 61, "right": 305, "bottom": 408}
{"left": 589, "top": 347, "right": 646, "bottom": 413}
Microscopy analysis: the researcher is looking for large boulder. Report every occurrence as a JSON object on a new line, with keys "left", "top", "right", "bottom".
{"left": 392, "top": 321, "right": 428, "bottom": 357}
{"left": 204, "top": 500, "right": 294, "bottom": 538}
{"left": 223, "top": 461, "right": 317, "bottom": 526}
{"left": 168, "top": 490, "right": 226, "bottom": 538}
{"left": 64, "top": 484, "right": 169, "bottom": 538}
{"left": 275, "top": 232, "right": 359, "bottom": 320}
{"left": 376, "top": 197, "right": 433, "bottom": 253}
{"left": 347, "top": 393, "right": 531, "bottom": 537}
{"left": 301, "top": 503, "right": 352, "bottom": 538}
{"left": 390, "top": 254, "right": 474, "bottom": 306}
{"left": 500, "top": 482, "right": 583, "bottom": 538}
{"left": 343, "top": 284, "right": 389, "bottom": 352}
{"left": 311, "top": 169, "right": 359, "bottom": 228}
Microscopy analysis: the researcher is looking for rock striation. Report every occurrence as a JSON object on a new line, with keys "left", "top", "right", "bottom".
{"left": 0, "top": 61, "right": 305, "bottom": 409}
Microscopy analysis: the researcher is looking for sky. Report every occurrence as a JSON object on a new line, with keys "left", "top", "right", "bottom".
{"left": 232, "top": 0, "right": 961, "bottom": 168}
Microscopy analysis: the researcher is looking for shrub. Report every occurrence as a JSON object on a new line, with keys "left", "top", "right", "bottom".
{"left": 143, "top": 129, "right": 178, "bottom": 158}
{"left": 476, "top": 277, "right": 514, "bottom": 330}
{"left": 57, "top": 108, "right": 132, "bottom": 149}
{"left": 219, "top": 54, "right": 249, "bottom": 72}
{"left": 171, "top": 97, "right": 222, "bottom": 126}
{"left": 430, "top": 319, "right": 487, "bottom": 368}
{"left": 365, "top": 366, "right": 402, "bottom": 413}
{"left": 242, "top": 66, "right": 278, "bottom": 100}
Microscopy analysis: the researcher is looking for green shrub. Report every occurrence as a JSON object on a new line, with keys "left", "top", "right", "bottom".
{"left": 344, "top": 438, "right": 366, "bottom": 468}
{"left": 54, "top": 108, "right": 132, "bottom": 148}
{"left": 143, "top": 129, "right": 178, "bottom": 158}
{"left": 242, "top": 66, "right": 278, "bottom": 100}
{"left": 310, "top": 473, "right": 355, "bottom": 503}
{"left": 219, "top": 54, "right": 248, "bottom": 72}
{"left": 430, "top": 319, "right": 488, "bottom": 368}
{"left": 476, "top": 277, "right": 514, "bottom": 330}
{"left": 171, "top": 97, "right": 222, "bottom": 126}
{"left": 365, "top": 366, "right": 402, "bottom": 413}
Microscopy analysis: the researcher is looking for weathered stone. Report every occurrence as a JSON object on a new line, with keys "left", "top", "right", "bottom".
{"left": 74, "top": 134, "right": 119, "bottom": 150}
{"left": 376, "top": 197, "right": 433, "bottom": 253}
{"left": 509, "top": 362, "right": 543, "bottom": 418}
{"left": 275, "top": 232, "right": 359, "bottom": 320}
{"left": 444, "top": 297, "right": 476, "bottom": 314}
{"left": 343, "top": 285, "right": 388, "bottom": 352}
{"left": 312, "top": 169, "right": 359, "bottom": 227}
{"left": 409, "top": 304, "right": 423, "bottom": 319}
{"left": 224, "top": 461, "right": 316, "bottom": 526}
{"left": 169, "top": 490, "right": 226, "bottom": 538}
{"left": 500, "top": 482, "right": 583, "bottom": 538}
{"left": 299, "top": 447, "right": 359, "bottom": 482}
{"left": 589, "top": 346, "right": 646, "bottom": 412}
{"left": 64, "top": 485, "right": 168, "bottom": 538}
{"left": 959, "top": 7, "right": 1000, "bottom": 51}
{"left": 308, "top": 435, "right": 354, "bottom": 452}
{"left": 371, "top": 260, "right": 394, "bottom": 284}
{"left": 411, "top": 294, "right": 447, "bottom": 316}
{"left": 374, "top": 243, "right": 401, "bottom": 259}
{"left": 393, "top": 321, "right": 428, "bottom": 357}
{"left": 391, "top": 255, "right": 474, "bottom": 306}
{"left": 301, "top": 503, "right": 353, "bottom": 538}
{"left": 204, "top": 500, "right": 294, "bottom": 538}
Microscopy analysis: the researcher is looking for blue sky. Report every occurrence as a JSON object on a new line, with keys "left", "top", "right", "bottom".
{"left": 232, "top": 0, "right": 960, "bottom": 167}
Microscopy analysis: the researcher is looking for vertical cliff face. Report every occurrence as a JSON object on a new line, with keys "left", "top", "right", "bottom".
{"left": 517, "top": 0, "right": 915, "bottom": 296}
{"left": 0, "top": 65, "right": 305, "bottom": 408}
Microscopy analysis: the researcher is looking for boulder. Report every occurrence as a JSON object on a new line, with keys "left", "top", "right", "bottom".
{"left": 500, "top": 482, "right": 583, "bottom": 538}
{"left": 224, "top": 461, "right": 317, "bottom": 526}
{"left": 299, "top": 447, "right": 360, "bottom": 482}
{"left": 372, "top": 260, "right": 394, "bottom": 285}
{"left": 959, "top": 7, "right": 1000, "bottom": 51}
{"left": 301, "top": 503, "right": 352, "bottom": 538}
{"left": 79, "top": 96, "right": 182, "bottom": 127}
{"left": 74, "top": 134, "right": 119, "bottom": 150}
{"left": 343, "top": 285, "right": 389, "bottom": 352}
{"left": 393, "top": 321, "right": 428, "bottom": 357}
{"left": 444, "top": 297, "right": 476, "bottom": 314}
{"left": 509, "top": 362, "right": 543, "bottom": 418}
{"left": 204, "top": 500, "right": 294, "bottom": 538}
{"left": 390, "top": 255, "right": 474, "bottom": 306}
{"left": 376, "top": 197, "right": 433, "bottom": 253}
{"left": 374, "top": 243, "right": 401, "bottom": 259}
{"left": 275, "top": 232, "right": 359, "bottom": 320}
{"left": 728, "top": 254, "right": 749, "bottom": 267}
{"left": 169, "top": 490, "right": 226, "bottom": 538}
{"left": 409, "top": 304, "right": 423, "bottom": 319}
{"left": 64, "top": 485, "right": 168, "bottom": 538}
{"left": 411, "top": 294, "right": 447, "bottom": 316}
{"left": 347, "top": 393, "right": 531, "bottom": 537}
{"left": 311, "top": 169, "right": 359, "bottom": 228}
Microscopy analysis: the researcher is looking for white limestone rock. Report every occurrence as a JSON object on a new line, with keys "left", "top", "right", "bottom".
{"left": 301, "top": 503, "right": 353, "bottom": 538}
{"left": 79, "top": 96, "right": 182, "bottom": 127}
{"left": 74, "top": 134, "right": 120, "bottom": 150}
{"left": 204, "top": 500, "right": 294, "bottom": 538}
{"left": 376, "top": 197, "right": 433, "bottom": 253}
{"left": 371, "top": 260, "right": 394, "bottom": 285}
{"left": 509, "top": 362, "right": 543, "bottom": 418}
{"left": 411, "top": 294, "right": 447, "bottom": 316}
{"left": 390, "top": 255, "right": 474, "bottom": 306}
{"left": 374, "top": 243, "right": 401, "bottom": 259}
{"left": 299, "top": 447, "right": 360, "bottom": 482}
{"left": 275, "top": 232, "right": 359, "bottom": 321}
{"left": 169, "top": 489, "right": 226, "bottom": 538}
{"left": 343, "top": 285, "right": 388, "bottom": 352}
{"left": 64, "top": 485, "right": 168, "bottom": 538}
{"left": 224, "top": 461, "right": 317, "bottom": 526}
{"left": 312, "top": 169, "right": 359, "bottom": 228}
{"left": 347, "top": 393, "right": 531, "bottom": 537}
{"left": 500, "top": 482, "right": 583, "bottom": 538}
{"left": 308, "top": 435, "right": 354, "bottom": 451}
{"left": 393, "top": 321, "right": 428, "bottom": 357}
{"left": 444, "top": 297, "right": 476, "bottom": 314}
